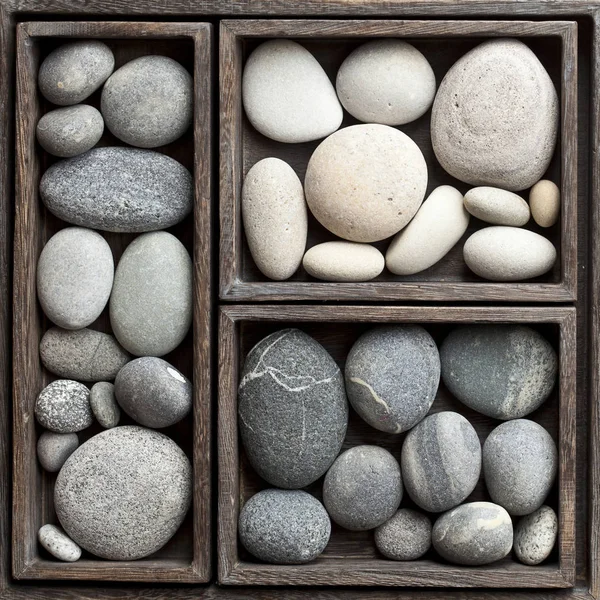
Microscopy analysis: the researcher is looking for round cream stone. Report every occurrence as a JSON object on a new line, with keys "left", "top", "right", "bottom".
{"left": 464, "top": 187, "right": 530, "bottom": 226}
{"left": 302, "top": 242, "right": 384, "bottom": 282}
{"left": 529, "top": 180, "right": 560, "bottom": 227}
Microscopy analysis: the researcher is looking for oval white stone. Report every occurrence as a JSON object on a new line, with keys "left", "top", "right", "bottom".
{"left": 39, "top": 524, "right": 82, "bottom": 562}
{"left": 530, "top": 180, "right": 560, "bottom": 228}
{"left": 464, "top": 187, "right": 530, "bottom": 226}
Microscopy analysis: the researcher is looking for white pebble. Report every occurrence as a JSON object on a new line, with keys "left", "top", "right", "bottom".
{"left": 38, "top": 524, "right": 81, "bottom": 562}
{"left": 530, "top": 180, "right": 560, "bottom": 227}
{"left": 464, "top": 187, "right": 530, "bottom": 226}
{"left": 303, "top": 242, "right": 384, "bottom": 282}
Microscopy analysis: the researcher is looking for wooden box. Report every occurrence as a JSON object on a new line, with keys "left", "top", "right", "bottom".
{"left": 12, "top": 21, "right": 212, "bottom": 582}
{"left": 218, "top": 305, "right": 576, "bottom": 587}
{"left": 219, "top": 19, "right": 578, "bottom": 302}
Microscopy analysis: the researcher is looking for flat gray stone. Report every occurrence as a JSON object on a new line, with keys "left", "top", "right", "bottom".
{"left": 109, "top": 232, "right": 192, "bottom": 357}
{"left": 239, "top": 489, "right": 330, "bottom": 564}
{"left": 440, "top": 325, "right": 557, "bottom": 419}
{"left": 374, "top": 508, "right": 432, "bottom": 561}
{"left": 238, "top": 329, "right": 348, "bottom": 489}
{"left": 35, "top": 380, "right": 92, "bottom": 433}
{"left": 37, "top": 431, "right": 79, "bottom": 472}
{"left": 40, "top": 147, "right": 192, "bottom": 233}
{"left": 102, "top": 55, "right": 193, "bottom": 148}
{"left": 323, "top": 445, "right": 402, "bottom": 531}
{"left": 345, "top": 325, "right": 440, "bottom": 433}
{"left": 38, "top": 524, "right": 81, "bottom": 562}
{"left": 514, "top": 505, "right": 558, "bottom": 565}
{"left": 54, "top": 426, "right": 192, "bottom": 560}
{"left": 90, "top": 382, "right": 120, "bottom": 429}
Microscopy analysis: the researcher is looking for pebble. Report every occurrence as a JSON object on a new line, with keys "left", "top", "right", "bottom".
{"left": 40, "top": 147, "right": 192, "bottom": 233}
{"left": 432, "top": 502, "right": 513, "bottom": 566}
{"left": 242, "top": 39, "right": 343, "bottom": 143}
{"left": 464, "top": 187, "right": 530, "bottom": 226}
{"left": 345, "top": 326, "right": 440, "bottom": 433}
{"left": 242, "top": 157, "right": 307, "bottom": 280}
{"left": 239, "top": 489, "right": 330, "bottom": 564}
{"left": 36, "top": 105, "right": 104, "bottom": 157}
{"left": 238, "top": 329, "right": 348, "bottom": 489}
{"left": 54, "top": 426, "right": 192, "bottom": 560}
{"left": 303, "top": 241, "right": 384, "bottom": 282}
{"left": 305, "top": 124, "right": 428, "bottom": 242}
{"left": 115, "top": 357, "right": 191, "bottom": 428}
{"left": 37, "top": 227, "right": 114, "bottom": 330}
{"left": 110, "top": 232, "right": 192, "bottom": 357}
{"left": 90, "top": 382, "right": 120, "bottom": 428}
{"left": 514, "top": 505, "right": 558, "bottom": 565}
{"left": 102, "top": 55, "right": 193, "bottom": 148}
{"left": 336, "top": 39, "right": 436, "bottom": 126}
{"left": 440, "top": 325, "right": 557, "bottom": 420}
{"left": 323, "top": 445, "right": 402, "bottom": 531}
{"left": 37, "top": 432, "right": 79, "bottom": 472}
{"left": 38, "top": 524, "right": 81, "bottom": 562}
{"left": 530, "top": 180, "right": 561, "bottom": 227}
{"left": 483, "top": 419, "right": 557, "bottom": 516}
{"left": 401, "top": 411, "right": 481, "bottom": 512}
{"left": 431, "top": 39, "right": 558, "bottom": 191}
{"left": 374, "top": 509, "right": 432, "bottom": 561}
{"left": 40, "top": 327, "right": 130, "bottom": 382}
{"left": 463, "top": 226, "right": 557, "bottom": 281}
{"left": 35, "top": 380, "right": 92, "bottom": 433}
{"left": 386, "top": 185, "right": 469, "bottom": 275}
{"left": 38, "top": 41, "right": 115, "bottom": 105}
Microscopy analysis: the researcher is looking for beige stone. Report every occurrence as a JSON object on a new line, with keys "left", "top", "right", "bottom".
{"left": 529, "top": 180, "right": 560, "bottom": 227}
{"left": 464, "top": 187, "right": 530, "bottom": 226}
{"left": 302, "top": 242, "right": 384, "bottom": 282}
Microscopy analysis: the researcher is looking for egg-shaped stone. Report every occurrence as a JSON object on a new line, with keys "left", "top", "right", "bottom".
{"left": 303, "top": 242, "right": 384, "bottom": 282}
{"left": 514, "top": 505, "right": 558, "bottom": 565}
{"left": 464, "top": 187, "right": 530, "bottom": 226}
{"left": 90, "top": 382, "right": 120, "bottom": 429}
{"left": 375, "top": 508, "right": 432, "bottom": 560}
{"left": 37, "top": 432, "right": 79, "bottom": 472}
{"left": 530, "top": 180, "right": 560, "bottom": 227}
{"left": 35, "top": 380, "right": 93, "bottom": 433}
{"left": 38, "top": 524, "right": 81, "bottom": 562}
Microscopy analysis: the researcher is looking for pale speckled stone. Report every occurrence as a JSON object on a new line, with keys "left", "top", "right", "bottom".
{"left": 35, "top": 380, "right": 93, "bottom": 433}
{"left": 38, "top": 524, "right": 81, "bottom": 562}
{"left": 530, "top": 180, "right": 560, "bottom": 228}
{"left": 464, "top": 187, "right": 530, "bottom": 226}
{"left": 375, "top": 508, "right": 432, "bottom": 560}
{"left": 90, "top": 382, "right": 120, "bottom": 429}
{"left": 37, "top": 432, "right": 79, "bottom": 472}
{"left": 514, "top": 505, "right": 558, "bottom": 565}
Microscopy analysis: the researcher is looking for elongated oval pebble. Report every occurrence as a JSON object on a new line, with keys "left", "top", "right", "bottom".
{"left": 90, "top": 382, "right": 120, "bottom": 428}
{"left": 303, "top": 242, "right": 384, "bottom": 282}
{"left": 514, "top": 505, "right": 558, "bottom": 565}
{"left": 464, "top": 187, "right": 530, "bottom": 226}
{"left": 530, "top": 180, "right": 560, "bottom": 227}
{"left": 39, "top": 524, "right": 81, "bottom": 562}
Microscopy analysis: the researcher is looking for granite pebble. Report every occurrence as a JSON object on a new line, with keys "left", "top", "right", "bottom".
{"left": 37, "top": 431, "right": 79, "bottom": 472}
{"left": 530, "top": 180, "right": 561, "bottom": 228}
{"left": 38, "top": 524, "right": 81, "bottom": 562}
{"left": 35, "top": 380, "right": 92, "bottom": 433}
{"left": 514, "top": 505, "right": 558, "bottom": 565}
{"left": 375, "top": 509, "right": 432, "bottom": 561}
{"left": 90, "top": 382, "right": 120, "bottom": 429}
{"left": 463, "top": 187, "right": 530, "bottom": 226}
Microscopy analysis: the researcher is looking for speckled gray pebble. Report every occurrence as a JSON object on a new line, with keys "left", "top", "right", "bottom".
{"left": 35, "top": 380, "right": 92, "bottom": 433}
{"left": 38, "top": 41, "right": 114, "bottom": 106}
{"left": 345, "top": 326, "right": 440, "bottom": 433}
{"left": 374, "top": 509, "right": 432, "bottom": 560}
{"left": 440, "top": 325, "right": 557, "bottom": 420}
{"left": 90, "top": 382, "right": 120, "bottom": 429}
{"left": 40, "top": 147, "right": 192, "bottom": 233}
{"left": 38, "top": 524, "right": 81, "bottom": 562}
{"left": 102, "top": 55, "right": 193, "bottom": 148}
{"left": 483, "top": 419, "right": 557, "bottom": 516}
{"left": 514, "top": 505, "right": 558, "bottom": 565}
{"left": 239, "top": 489, "right": 331, "bottom": 564}
{"left": 37, "top": 431, "right": 79, "bottom": 472}
{"left": 239, "top": 329, "right": 348, "bottom": 489}
{"left": 115, "top": 357, "right": 191, "bottom": 428}
{"left": 401, "top": 411, "right": 481, "bottom": 513}
{"left": 323, "top": 445, "right": 402, "bottom": 531}
{"left": 54, "top": 426, "right": 192, "bottom": 560}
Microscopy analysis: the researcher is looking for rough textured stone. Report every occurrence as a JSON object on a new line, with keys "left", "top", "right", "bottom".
{"left": 239, "top": 489, "right": 330, "bottom": 564}
{"left": 483, "top": 419, "right": 557, "bottom": 516}
{"left": 432, "top": 502, "right": 513, "bottom": 566}
{"left": 242, "top": 157, "right": 307, "bottom": 280}
{"left": 238, "top": 329, "right": 348, "bottom": 489}
{"left": 345, "top": 326, "right": 440, "bottom": 433}
{"left": 38, "top": 41, "right": 114, "bottom": 106}
{"left": 37, "top": 431, "right": 79, "bottom": 472}
{"left": 110, "top": 232, "right": 192, "bottom": 357}
{"left": 242, "top": 39, "right": 343, "bottom": 143}
{"left": 440, "top": 325, "right": 557, "bottom": 420}
{"left": 37, "top": 227, "right": 114, "bottom": 330}
{"left": 115, "top": 357, "right": 191, "bottom": 428}
{"left": 55, "top": 426, "right": 191, "bottom": 560}
{"left": 38, "top": 524, "right": 81, "bottom": 562}
{"left": 401, "top": 411, "right": 481, "bottom": 512}
{"left": 40, "top": 147, "right": 192, "bottom": 233}
{"left": 90, "top": 382, "right": 120, "bottom": 429}
{"left": 464, "top": 187, "right": 530, "bottom": 226}
{"left": 530, "top": 180, "right": 560, "bottom": 228}
{"left": 102, "top": 55, "right": 193, "bottom": 148}
{"left": 35, "top": 380, "right": 92, "bottom": 433}
{"left": 323, "top": 445, "right": 402, "bottom": 531}
{"left": 514, "top": 505, "right": 558, "bottom": 565}
{"left": 374, "top": 508, "right": 432, "bottom": 561}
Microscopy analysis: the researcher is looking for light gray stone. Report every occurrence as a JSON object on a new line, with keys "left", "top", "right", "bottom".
{"left": 374, "top": 508, "right": 432, "bottom": 561}
{"left": 514, "top": 505, "right": 558, "bottom": 565}
{"left": 90, "top": 382, "right": 120, "bottom": 429}
{"left": 530, "top": 180, "right": 561, "bottom": 228}
{"left": 35, "top": 380, "right": 92, "bottom": 433}
{"left": 37, "top": 431, "right": 79, "bottom": 472}
{"left": 463, "top": 187, "right": 530, "bottom": 226}
{"left": 38, "top": 524, "right": 81, "bottom": 562}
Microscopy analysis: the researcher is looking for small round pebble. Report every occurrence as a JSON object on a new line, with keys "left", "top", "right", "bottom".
{"left": 90, "top": 382, "right": 120, "bottom": 429}
{"left": 303, "top": 242, "right": 384, "bottom": 282}
{"left": 530, "top": 180, "right": 561, "bottom": 227}
{"left": 464, "top": 187, "right": 530, "bottom": 226}
{"left": 36, "top": 105, "right": 104, "bottom": 157}
{"left": 239, "top": 489, "right": 331, "bottom": 564}
{"left": 323, "top": 445, "right": 402, "bottom": 531}
{"left": 35, "top": 380, "right": 92, "bottom": 433}
{"left": 375, "top": 509, "right": 432, "bottom": 561}
{"left": 37, "top": 432, "right": 79, "bottom": 472}
{"left": 514, "top": 505, "right": 558, "bottom": 565}
{"left": 38, "top": 524, "right": 81, "bottom": 562}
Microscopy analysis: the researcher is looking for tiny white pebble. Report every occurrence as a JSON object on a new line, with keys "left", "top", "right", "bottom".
{"left": 38, "top": 524, "right": 81, "bottom": 562}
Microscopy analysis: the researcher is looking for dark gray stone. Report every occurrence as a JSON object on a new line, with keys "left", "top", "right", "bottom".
{"left": 38, "top": 524, "right": 81, "bottom": 562}
{"left": 238, "top": 328, "right": 348, "bottom": 489}
{"left": 115, "top": 357, "right": 191, "bottom": 428}
{"left": 483, "top": 419, "right": 557, "bottom": 516}
{"left": 374, "top": 508, "right": 432, "bottom": 561}
{"left": 345, "top": 325, "right": 440, "bottom": 433}
{"left": 401, "top": 411, "right": 481, "bottom": 513}
{"left": 38, "top": 40, "right": 114, "bottom": 106}
{"left": 514, "top": 505, "right": 558, "bottom": 565}
{"left": 37, "top": 431, "right": 79, "bottom": 472}
{"left": 323, "top": 445, "right": 402, "bottom": 531}
{"left": 35, "top": 380, "right": 92, "bottom": 433}
{"left": 40, "top": 147, "right": 192, "bottom": 233}
{"left": 440, "top": 325, "right": 557, "bottom": 420}
{"left": 101, "top": 55, "right": 193, "bottom": 148}
{"left": 238, "top": 489, "right": 330, "bottom": 564}
{"left": 432, "top": 502, "right": 513, "bottom": 565}
{"left": 90, "top": 382, "right": 120, "bottom": 429}
{"left": 54, "top": 426, "right": 192, "bottom": 560}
